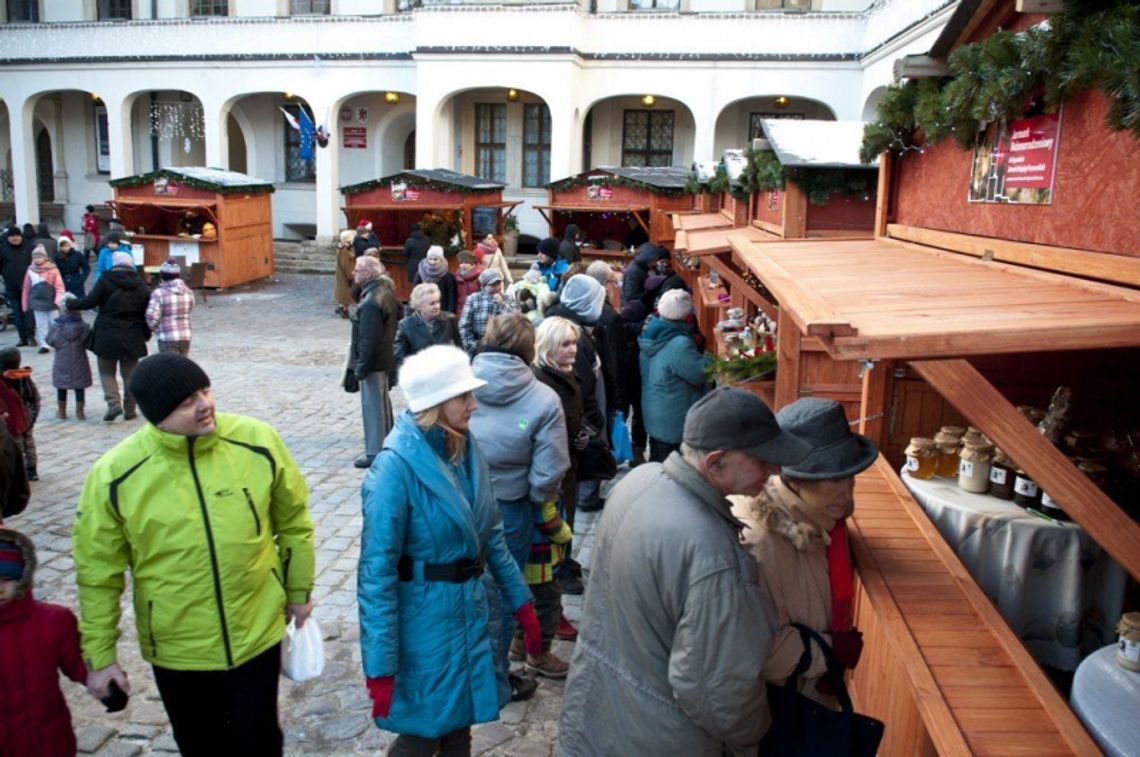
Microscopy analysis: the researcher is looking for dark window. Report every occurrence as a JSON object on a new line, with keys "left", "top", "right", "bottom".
{"left": 97, "top": 0, "right": 132, "bottom": 19}
{"left": 94, "top": 104, "right": 110, "bottom": 174}
{"left": 755, "top": 0, "right": 811, "bottom": 8}
{"left": 475, "top": 103, "right": 506, "bottom": 184}
{"left": 5, "top": 0, "right": 38, "bottom": 22}
{"left": 523, "top": 104, "right": 551, "bottom": 188}
{"left": 289, "top": 0, "right": 330, "bottom": 13}
{"left": 283, "top": 104, "right": 316, "bottom": 183}
{"left": 748, "top": 111, "right": 805, "bottom": 140}
{"left": 190, "top": 0, "right": 228, "bottom": 16}
{"left": 622, "top": 110, "right": 674, "bottom": 167}
{"left": 628, "top": 0, "right": 679, "bottom": 8}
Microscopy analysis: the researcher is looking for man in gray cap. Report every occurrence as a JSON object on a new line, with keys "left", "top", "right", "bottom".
{"left": 458, "top": 267, "right": 506, "bottom": 354}
{"left": 559, "top": 387, "right": 811, "bottom": 757}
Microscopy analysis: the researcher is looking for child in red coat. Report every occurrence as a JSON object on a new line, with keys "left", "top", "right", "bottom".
{"left": 0, "top": 528, "right": 88, "bottom": 756}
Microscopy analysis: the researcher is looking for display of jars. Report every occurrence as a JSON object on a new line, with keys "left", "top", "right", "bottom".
{"left": 1117, "top": 613, "right": 1140, "bottom": 672}
{"left": 1013, "top": 469, "right": 1041, "bottom": 508}
{"left": 988, "top": 450, "right": 1015, "bottom": 500}
{"left": 904, "top": 438, "right": 938, "bottom": 480}
{"left": 933, "top": 429, "right": 965, "bottom": 478}
{"left": 1039, "top": 491, "right": 1069, "bottom": 521}
{"left": 1063, "top": 429, "right": 1099, "bottom": 456}
{"left": 958, "top": 439, "right": 995, "bottom": 493}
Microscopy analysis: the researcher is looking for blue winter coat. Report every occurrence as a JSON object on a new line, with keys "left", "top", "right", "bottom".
{"left": 638, "top": 316, "right": 711, "bottom": 444}
{"left": 530, "top": 257, "right": 569, "bottom": 292}
{"left": 358, "top": 411, "right": 532, "bottom": 739}
{"left": 93, "top": 243, "right": 130, "bottom": 281}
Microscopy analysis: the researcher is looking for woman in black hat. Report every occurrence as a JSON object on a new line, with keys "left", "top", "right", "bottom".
{"left": 731, "top": 397, "right": 878, "bottom": 708}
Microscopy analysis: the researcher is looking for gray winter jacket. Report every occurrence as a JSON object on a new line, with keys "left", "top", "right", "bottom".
{"left": 470, "top": 350, "right": 570, "bottom": 504}
{"left": 559, "top": 453, "right": 778, "bottom": 757}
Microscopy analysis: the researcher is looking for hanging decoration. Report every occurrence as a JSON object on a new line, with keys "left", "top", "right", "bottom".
{"left": 149, "top": 100, "right": 205, "bottom": 141}
{"left": 860, "top": 1, "right": 1140, "bottom": 163}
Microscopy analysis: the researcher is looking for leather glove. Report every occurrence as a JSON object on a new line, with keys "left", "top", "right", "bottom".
{"left": 830, "top": 629, "right": 864, "bottom": 670}
{"left": 366, "top": 676, "right": 395, "bottom": 719}
{"left": 514, "top": 602, "right": 544, "bottom": 656}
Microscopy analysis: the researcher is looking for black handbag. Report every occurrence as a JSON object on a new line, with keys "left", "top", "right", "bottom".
{"left": 577, "top": 435, "right": 617, "bottom": 481}
{"left": 758, "top": 623, "right": 884, "bottom": 756}
{"left": 343, "top": 367, "right": 360, "bottom": 394}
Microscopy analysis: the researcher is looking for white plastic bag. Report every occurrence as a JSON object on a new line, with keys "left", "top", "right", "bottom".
{"left": 281, "top": 616, "right": 325, "bottom": 682}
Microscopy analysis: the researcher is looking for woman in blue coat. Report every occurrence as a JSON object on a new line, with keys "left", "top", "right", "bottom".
{"left": 359, "top": 344, "right": 542, "bottom": 756}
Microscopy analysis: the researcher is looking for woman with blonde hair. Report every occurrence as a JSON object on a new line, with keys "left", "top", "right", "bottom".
{"left": 358, "top": 345, "right": 542, "bottom": 756}
{"left": 393, "top": 283, "right": 461, "bottom": 378}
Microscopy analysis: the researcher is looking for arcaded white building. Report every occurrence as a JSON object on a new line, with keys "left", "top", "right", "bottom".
{"left": 0, "top": 0, "right": 953, "bottom": 241}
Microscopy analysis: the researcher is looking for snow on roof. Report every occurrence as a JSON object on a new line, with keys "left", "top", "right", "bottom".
{"left": 158, "top": 166, "right": 273, "bottom": 188}
{"left": 759, "top": 120, "right": 879, "bottom": 169}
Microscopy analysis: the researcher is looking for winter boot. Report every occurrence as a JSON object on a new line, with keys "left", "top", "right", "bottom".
{"left": 57, "top": 400, "right": 67, "bottom": 420}
{"left": 123, "top": 395, "right": 137, "bottom": 421}
{"left": 75, "top": 402, "right": 86, "bottom": 420}
{"left": 556, "top": 614, "right": 578, "bottom": 641}
{"left": 104, "top": 404, "right": 123, "bottom": 422}
{"left": 26, "top": 466, "right": 38, "bottom": 482}
{"left": 526, "top": 651, "right": 570, "bottom": 679}
{"left": 509, "top": 636, "right": 527, "bottom": 662}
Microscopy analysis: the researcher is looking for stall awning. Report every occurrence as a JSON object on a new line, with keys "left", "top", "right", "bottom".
{"left": 730, "top": 237, "right": 1140, "bottom": 360}
{"left": 673, "top": 212, "right": 734, "bottom": 233}
{"left": 676, "top": 226, "right": 777, "bottom": 256}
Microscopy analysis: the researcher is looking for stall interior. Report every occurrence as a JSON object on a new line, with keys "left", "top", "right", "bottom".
{"left": 543, "top": 209, "right": 649, "bottom": 251}
{"left": 109, "top": 201, "right": 217, "bottom": 238}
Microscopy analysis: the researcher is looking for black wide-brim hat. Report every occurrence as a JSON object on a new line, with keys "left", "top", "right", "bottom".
{"left": 775, "top": 397, "right": 879, "bottom": 480}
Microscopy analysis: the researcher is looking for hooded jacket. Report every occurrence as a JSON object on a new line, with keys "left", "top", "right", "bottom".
{"left": 45, "top": 313, "right": 93, "bottom": 390}
{"left": 351, "top": 276, "right": 398, "bottom": 378}
{"left": 638, "top": 316, "right": 710, "bottom": 444}
{"left": 54, "top": 245, "right": 91, "bottom": 297}
{"left": 0, "top": 529, "right": 87, "bottom": 757}
{"left": 559, "top": 224, "right": 582, "bottom": 263}
{"left": 358, "top": 412, "right": 532, "bottom": 738}
{"left": 70, "top": 266, "right": 151, "bottom": 360}
{"left": 559, "top": 455, "right": 777, "bottom": 756}
{"left": 621, "top": 243, "right": 666, "bottom": 306}
{"left": 403, "top": 228, "right": 430, "bottom": 276}
{"left": 469, "top": 350, "right": 570, "bottom": 505}
{"left": 0, "top": 423, "right": 29, "bottom": 518}
{"left": 0, "top": 234, "right": 31, "bottom": 291}
{"left": 73, "top": 413, "right": 315, "bottom": 672}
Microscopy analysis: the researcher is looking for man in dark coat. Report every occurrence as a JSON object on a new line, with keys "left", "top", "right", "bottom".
{"left": 69, "top": 252, "right": 150, "bottom": 421}
{"left": 402, "top": 223, "right": 430, "bottom": 281}
{"left": 352, "top": 220, "right": 381, "bottom": 258}
{"left": 350, "top": 257, "right": 399, "bottom": 468}
{"left": 0, "top": 226, "right": 33, "bottom": 346}
{"left": 621, "top": 243, "right": 668, "bottom": 306}
{"left": 558, "top": 224, "right": 582, "bottom": 263}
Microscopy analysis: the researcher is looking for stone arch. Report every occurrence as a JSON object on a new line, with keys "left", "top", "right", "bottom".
{"left": 861, "top": 86, "right": 888, "bottom": 122}
{"left": 579, "top": 94, "right": 698, "bottom": 172}
{"left": 713, "top": 94, "right": 837, "bottom": 157}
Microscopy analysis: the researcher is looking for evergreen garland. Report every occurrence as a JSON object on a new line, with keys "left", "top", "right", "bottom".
{"left": 545, "top": 173, "right": 691, "bottom": 197}
{"left": 109, "top": 169, "right": 275, "bottom": 195}
{"left": 860, "top": 1, "right": 1140, "bottom": 162}
{"left": 684, "top": 148, "right": 874, "bottom": 206}
{"left": 341, "top": 175, "right": 497, "bottom": 196}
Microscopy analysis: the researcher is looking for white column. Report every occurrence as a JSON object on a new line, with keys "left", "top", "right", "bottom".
{"left": 106, "top": 94, "right": 135, "bottom": 179}
{"left": 10, "top": 95, "right": 39, "bottom": 225}
{"left": 691, "top": 108, "right": 717, "bottom": 166}
{"left": 305, "top": 94, "right": 339, "bottom": 242}
{"left": 414, "top": 93, "right": 440, "bottom": 170}
{"left": 202, "top": 97, "right": 228, "bottom": 170}
{"left": 548, "top": 99, "right": 579, "bottom": 181}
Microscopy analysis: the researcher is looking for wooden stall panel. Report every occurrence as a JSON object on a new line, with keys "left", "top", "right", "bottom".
{"left": 805, "top": 193, "right": 876, "bottom": 235}
{"left": 797, "top": 341, "right": 863, "bottom": 420}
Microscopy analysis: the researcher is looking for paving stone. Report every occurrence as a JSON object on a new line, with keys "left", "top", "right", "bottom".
{"left": 471, "top": 722, "right": 514, "bottom": 754}
{"left": 76, "top": 725, "right": 116, "bottom": 753}
{"left": 317, "top": 713, "right": 370, "bottom": 742}
{"left": 151, "top": 730, "right": 179, "bottom": 753}
{"left": 96, "top": 741, "right": 142, "bottom": 757}
{"left": 117, "top": 723, "right": 160, "bottom": 741}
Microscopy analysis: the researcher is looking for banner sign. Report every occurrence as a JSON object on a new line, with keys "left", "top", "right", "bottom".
{"left": 586, "top": 184, "right": 614, "bottom": 201}
{"left": 343, "top": 127, "right": 367, "bottom": 149}
{"left": 390, "top": 182, "right": 421, "bottom": 202}
{"left": 969, "top": 110, "right": 1062, "bottom": 205}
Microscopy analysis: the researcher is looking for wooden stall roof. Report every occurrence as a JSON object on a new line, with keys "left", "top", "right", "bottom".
{"left": 760, "top": 120, "right": 880, "bottom": 170}
{"left": 341, "top": 168, "right": 505, "bottom": 195}
{"left": 547, "top": 165, "right": 693, "bottom": 192}
{"left": 731, "top": 236, "right": 1140, "bottom": 361}
{"left": 850, "top": 457, "right": 1098, "bottom": 756}
{"left": 673, "top": 212, "right": 734, "bottom": 233}
{"left": 110, "top": 166, "right": 275, "bottom": 194}
{"left": 676, "top": 225, "right": 777, "bottom": 256}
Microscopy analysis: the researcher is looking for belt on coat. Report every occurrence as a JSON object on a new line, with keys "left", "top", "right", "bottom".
{"left": 397, "top": 552, "right": 485, "bottom": 583}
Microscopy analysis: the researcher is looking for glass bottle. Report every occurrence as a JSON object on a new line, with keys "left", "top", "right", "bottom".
{"left": 1013, "top": 469, "right": 1041, "bottom": 508}
{"left": 988, "top": 450, "right": 1015, "bottom": 500}
{"left": 904, "top": 438, "right": 938, "bottom": 480}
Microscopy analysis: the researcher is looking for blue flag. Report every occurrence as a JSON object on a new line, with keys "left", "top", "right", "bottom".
{"left": 297, "top": 107, "right": 315, "bottom": 161}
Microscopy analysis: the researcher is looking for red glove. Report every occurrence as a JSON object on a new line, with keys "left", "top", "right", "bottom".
{"left": 366, "top": 676, "right": 395, "bottom": 719}
{"left": 514, "top": 602, "right": 543, "bottom": 656}
{"left": 830, "top": 630, "right": 864, "bottom": 670}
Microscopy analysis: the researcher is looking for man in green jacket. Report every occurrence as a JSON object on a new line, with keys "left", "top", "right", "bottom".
{"left": 73, "top": 354, "right": 315, "bottom": 755}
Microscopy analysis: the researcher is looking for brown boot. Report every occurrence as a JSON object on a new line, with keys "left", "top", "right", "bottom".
{"left": 509, "top": 636, "right": 526, "bottom": 662}
{"left": 75, "top": 402, "right": 86, "bottom": 420}
{"left": 526, "top": 651, "right": 569, "bottom": 679}
{"left": 57, "top": 400, "right": 67, "bottom": 420}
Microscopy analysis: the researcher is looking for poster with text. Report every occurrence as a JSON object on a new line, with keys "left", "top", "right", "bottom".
{"left": 968, "top": 110, "right": 1062, "bottom": 205}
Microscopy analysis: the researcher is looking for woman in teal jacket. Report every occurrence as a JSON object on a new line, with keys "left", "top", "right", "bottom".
{"left": 638, "top": 290, "right": 712, "bottom": 463}
{"left": 358, "top": 345, "right": 542, "bottom": 755}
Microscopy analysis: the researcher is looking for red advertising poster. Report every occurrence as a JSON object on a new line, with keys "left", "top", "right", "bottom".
{"left": 343, "top": 127, "right": 367, "bottom": 149}
{"left": 968, "top": 110, "right": 1062, "bottom": 205}
{"left": 153, "top": 177, "right": 180, "bottom": 196}
{"left": 586, "top": 183, "right": 614, "bottom": 201}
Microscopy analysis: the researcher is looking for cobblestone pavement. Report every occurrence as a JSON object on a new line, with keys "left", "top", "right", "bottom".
{"left": 2, "top": 273, "right": 604, "bottom": 756}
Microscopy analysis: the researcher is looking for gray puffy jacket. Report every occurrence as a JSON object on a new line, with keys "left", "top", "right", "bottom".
{"left": 559, "top": 453, "right": 778, "bottom": 756}
{"left": 470, "top": 350, "right": 570, "bottom": 504}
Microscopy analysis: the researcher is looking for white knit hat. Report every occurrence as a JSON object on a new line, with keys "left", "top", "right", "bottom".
{"left": 658, "top": 289, "right": 694, "bottom": 320}
{"left": 560, "top": 274, "right": 606, "bottom": 324}
{"left": 399, "top": 345, "right": 486, "bottom": 413}
{"left": 426, "top": 245, "right": 445, "bottom": 260}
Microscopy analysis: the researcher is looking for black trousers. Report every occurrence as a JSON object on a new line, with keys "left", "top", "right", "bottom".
{"left": 389, "top": 727, "right": 472, "bottom": 756}
{"left": 649, "top": 438, "right": 680, "bottom": 463}
{"left": 152, "top": 643, "right": 283, "bottom": 756}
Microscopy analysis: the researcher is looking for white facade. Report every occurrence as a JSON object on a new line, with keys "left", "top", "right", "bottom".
{"left": 0, "top": 0, "right": 953, "bottom": 242}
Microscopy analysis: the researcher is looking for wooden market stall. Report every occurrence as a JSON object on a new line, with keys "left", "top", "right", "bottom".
{"left": 718, "top": 1, "right": 1140, "bottom": 752}
{"left": 539, "top": 166, "right": 697, "bottom": 253}
{"left": 109, "top": 167, "right": 275, "bottom": 288}
{"left": 341, "top": 169, "right": 519, "bottom": 301}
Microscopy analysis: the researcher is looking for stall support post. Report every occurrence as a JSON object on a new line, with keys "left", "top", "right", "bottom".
{"left": 910, "top": 359, "right": 1140, "bottom": 582}
{"left": 858, "top": 358, "right": 893, "bottom": 446}
{"left": 782, "top": 181, "right": 808, "bottom": 239}
{"left": 874, "top": 152, "right": 892, "bottom": 239}
{"left": 774, "top": 308, "right": 801, "bottom": 411}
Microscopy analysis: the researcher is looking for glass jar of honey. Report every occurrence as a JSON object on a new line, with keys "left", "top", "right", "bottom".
{"left": 1013, "top": 469, "right": 1040, "bottom": 508}
{"left": 1039, "top": 491, "right": 1069, "bottom": 521}
{"left": 958, "top": 439, "right": 995, "bottom": 493}
{"left": 933, "top": 430, "right": 964, "bottom": 478}
{"left": 988, "top": 450, "right": 1015, "bottom": 500}
{"left": 904, "top": 438, "right": 938, "bottom": 480}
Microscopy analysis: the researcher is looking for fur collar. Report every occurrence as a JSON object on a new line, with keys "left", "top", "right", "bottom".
{"left": 746, "top": 482, "right": 830, "bottom": 553}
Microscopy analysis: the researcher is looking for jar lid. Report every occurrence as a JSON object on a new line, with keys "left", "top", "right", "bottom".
{"left": 938, "top": 426, "right": 966, "bottom": 438}
{"left": 1118, "top": 612, "right": 1140, "bottom": 639}
{"left": 933, "top": 431, "right": 963, "bottom": 445}
{"left": 963, "top": 438, "right": 995, "bottom": 451}
{"left": 1077, "top": 461, "right": 1108, "bottom": 475}
{"left": 905, "top": 437, "right": 936, "bottom": 453}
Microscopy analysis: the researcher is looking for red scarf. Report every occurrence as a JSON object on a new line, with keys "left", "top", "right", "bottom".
{"left": 827, "top": 520, "right": 854, "bottom": 632}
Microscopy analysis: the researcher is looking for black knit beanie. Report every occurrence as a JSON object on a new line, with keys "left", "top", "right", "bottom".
{"left": 537, "top": 237, "right": 560, "bottom": 258}
{"left": 128, "top": 354, "right": 211, "bottom": 425}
